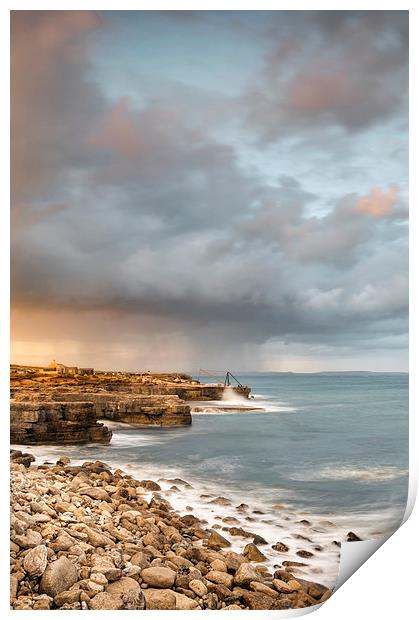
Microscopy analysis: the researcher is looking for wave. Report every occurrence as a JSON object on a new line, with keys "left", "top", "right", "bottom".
{"left": 192, "top": 406, "right": 296, "bottom": 415}
{"left": 191, "top": 395, "right": 297, "bottom": 414}
{"left": 290, "top": 466, "right": 408, "bottom": 483}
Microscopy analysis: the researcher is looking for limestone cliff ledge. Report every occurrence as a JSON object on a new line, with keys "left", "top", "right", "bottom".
{"left": 10, "top": 401, "right": 112, "bottom": 445}
{"left": 12, "top": 393, "right": 192, "bottom": 428}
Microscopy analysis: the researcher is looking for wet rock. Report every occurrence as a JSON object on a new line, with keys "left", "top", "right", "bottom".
{"left": 235, "top": 503, "right": 249, "bottom": 511}
{"left": 89, "top": 592, "right": 123, "bottom": 610}
{"left": 23, "top": 544, "right": 48, "bottom": 578}
{"left": 347, "top": 531, "right": 362, "bottom": 542}
{"left": 272, "top": 542, "right": 289, "bottom": 552}
{"left": 139, "top": 480, "right": 161, "bottom": 491}
{"left": 253, "top": 534, "right": 268, "bottom": 545}
{"left": 243, "top": 543, "right": 267, "bottom": 562}
{"left": 222, "top": 516, "right": 240, "bottom": 525}
{"left": 208, "top": 531, "right": 231, "bottom": 548}
{"left": 141, "top": 566, "right": 176, "bottom": 588}
{"left": 10, "top": 449, "right": 35, "bottom": 468}
{"left": 149, "top": 495, "right": 172, "bottom": 511}
{"left": 296, "top": 550, "right": 314, "bottom": 558}
{"left": 209, "top": 497, "right": 231, "bottom": 506}
{"left": 281, "top": 561, "right": 307, "bottom": 567}
{"left": 229, "top": 526, "right": 254, "bottom": 538}
{"left": 39, "top": 556, "right": 78, "bottom": 597}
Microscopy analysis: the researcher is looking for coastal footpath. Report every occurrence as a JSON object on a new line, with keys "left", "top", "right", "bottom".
{"left": 11, "top": 364, "right": 251, "bottom": 443}
{"left": 10, "top": 451, "right": 332, "bottom": 611}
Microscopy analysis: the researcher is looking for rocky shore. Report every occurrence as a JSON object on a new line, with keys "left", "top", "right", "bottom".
{"left": 10, "top": 451, "right": 332, "bottom": 611}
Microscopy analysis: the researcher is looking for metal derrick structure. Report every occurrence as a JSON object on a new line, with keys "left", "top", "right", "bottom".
{"left": 198, "top": 368, "right": 245, "bottom": 388}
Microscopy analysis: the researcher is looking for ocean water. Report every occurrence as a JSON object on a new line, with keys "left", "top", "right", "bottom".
{"left": 15, "top": 372, "right": 409, "bottom": 587}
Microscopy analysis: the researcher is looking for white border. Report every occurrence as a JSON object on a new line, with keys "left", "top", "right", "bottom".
{"left": 1, "top": 2, "right": 416, "bottom": 619}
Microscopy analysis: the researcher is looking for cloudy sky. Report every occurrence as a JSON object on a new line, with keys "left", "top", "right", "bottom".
{"left": 11, "top": 10, "right": 408, "bottom": 372}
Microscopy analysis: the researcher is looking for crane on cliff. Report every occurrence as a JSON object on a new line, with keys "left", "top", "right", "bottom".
{"left": 198, "top": 368, "right": 246, "bottom": 389}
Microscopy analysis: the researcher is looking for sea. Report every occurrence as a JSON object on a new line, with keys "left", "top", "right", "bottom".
{"left": 15, "top": 372, "right": 409, "bottom": 588}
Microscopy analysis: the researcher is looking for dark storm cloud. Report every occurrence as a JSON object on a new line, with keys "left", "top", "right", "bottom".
{"left": 243, "top": 10, "right": 408, "bottom": 139}
{"left": 11, "top": 10, "right": 408, "bottom": 369}
{"left": 11, "top": 11, "right": 103, "bottom": 201}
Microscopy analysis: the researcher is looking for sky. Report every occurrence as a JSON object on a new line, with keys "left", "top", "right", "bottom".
{"left": 10, "top": 10, "right": 409, "bottom": 372}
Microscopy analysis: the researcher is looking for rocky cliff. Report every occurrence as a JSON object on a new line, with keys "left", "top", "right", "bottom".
{"left": 10, "top": 368, "right": 250, "bottom": 445}
{"left": 14, "top": 392, "right": 192, "bottom": 427}
{"left": 10, "top": 401, "right": 112, "bottom": 445}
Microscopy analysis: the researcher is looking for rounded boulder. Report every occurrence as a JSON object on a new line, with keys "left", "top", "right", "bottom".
{"left": 141, "top": 567, "right": 176, "bottom": 588}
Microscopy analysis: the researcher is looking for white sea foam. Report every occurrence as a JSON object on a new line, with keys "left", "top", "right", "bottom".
{"left": 290, "top": 466, "right": 408, "bottom": 483}
{"left": 191, "top": 398, "right": 296, "bottom": 414}
{"left": 221, "top": 386, "right": 250, "bottom": 403}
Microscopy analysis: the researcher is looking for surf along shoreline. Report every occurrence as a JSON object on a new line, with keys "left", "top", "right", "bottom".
{"left": 10, "top": 365, "right": 364, "bottom": 610}
{"left": 10, "top": 449, "right": 334, "bottom": 610}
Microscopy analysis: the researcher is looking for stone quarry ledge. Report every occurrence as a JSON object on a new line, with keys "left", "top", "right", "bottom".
{"left": 11, "top": 371, "right": 251, "bottom": 402}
